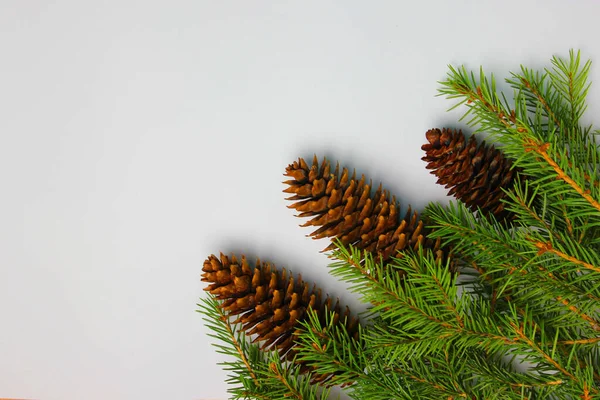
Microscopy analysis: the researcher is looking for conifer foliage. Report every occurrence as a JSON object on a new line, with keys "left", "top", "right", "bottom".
{"left": 199, "top": 51, "right": 600, "bottom": 399}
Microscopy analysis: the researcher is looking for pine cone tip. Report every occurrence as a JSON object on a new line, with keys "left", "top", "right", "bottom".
{"left": 424, "top": 128, "right": 442, "bottom": 148}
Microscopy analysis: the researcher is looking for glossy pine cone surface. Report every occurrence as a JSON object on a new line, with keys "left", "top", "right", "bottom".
{"left": 201, "top": 253, "right": 359, "bottom": 372}
{"left": 422, "top": 128, "right": 519, "bottom": 222}
{"left": 283, "top": 156, "right": 445, "bottom": 264}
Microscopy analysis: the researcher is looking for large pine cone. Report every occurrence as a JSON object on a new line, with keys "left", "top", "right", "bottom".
{"left": 202, "top": 253, "right": 359, "bottom": 374}
{"left": 283, "top": 155, "right": 445, "bottom": 264}
{"left": 422, "top": 128, "right": 520, "bottom": 222}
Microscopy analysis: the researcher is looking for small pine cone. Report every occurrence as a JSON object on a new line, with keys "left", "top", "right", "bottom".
{"left": 422, "top": 128, "right": 520, "bottom": 222}
{"left": 202, "top": 253, "right": 359, "bottom": 380}
{"left": 283, "top": 155, "right": 445, "bottom": 265}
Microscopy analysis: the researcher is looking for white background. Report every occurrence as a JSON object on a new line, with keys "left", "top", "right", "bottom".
{"left": 2, "top": 1, "right": 600, "bottom": 399}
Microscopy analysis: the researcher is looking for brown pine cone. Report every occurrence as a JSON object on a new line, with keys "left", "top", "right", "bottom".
{"left": 422, "top": 128, "right": 520, "bottom": 222}
{"left": 202, "top": 253, "right": 359, "bottom": 379}
{"left": 283, "top": 155, "right": 445, "bottom": 265}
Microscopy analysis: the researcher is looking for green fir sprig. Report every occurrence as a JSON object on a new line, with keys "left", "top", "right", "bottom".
{"left": 200, "top": 50, "right": 600, "bottom": 399}
{"left": 297, "top": 244, "right": 598, "bottom": 399}
{"left": 198, "top": 295, "right": 331, "bottom": 400}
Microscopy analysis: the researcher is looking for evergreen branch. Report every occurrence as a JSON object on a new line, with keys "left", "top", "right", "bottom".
{"left": 519, "top": 74, "right": 562, "bottom": 128}
{"left": 425, "top": 201, "right": 600, "bottom": 342}
{"left": 531, "top": 264, "right": 600, "bottom": 332}
{"left": 333, "top": 246, "right": 514, "bottom": 346}
{"left": 201, "top": 50, "right": 600, "bottom": 399}
{"left": 549, "top": 49, "right": 592, "bottom": 125}
{"left": 326, "top": 245, "right": 599, "bottom": 397}
{"left": 582, "top": 384, "right": 592, "bottom": 400}
{"left": 328, "top": 244, "right": 456, "bottom": 330}
{"left": 439, "top": 64, "right": 524, "bottom": 135}
{"left": 466, "top": 258, "right": 515, "bottom": 316}
{"left": 409, "top": 259, "right": 464, "bottom": 328}
{"left": 268, "top": 363, "right": 296, "bottom": 395}
{"left": 523, "top": 138, "right": 600, "bottom": 213}
{"left": 509, "top": 321, "right": 577, "bottom": 382}
{"left": 558, "top": 195, "right": 575, "bottom": 237}
{"left": 199, "top": 295, "right": 331, "bottom": 400}
{"left": 511, "top": 260, "right": 600, "bottom": 332}
{"left": 468, "top": 351, "right": 567, "bottom": 398}
{"left": 512, "top": 192, "right": 553, "bottom": 238}
{"left": 501, "top": 309, "right": 597, "bottom": 395}
{"left": 533, "top": 240, "right": 600, "bottom": 275}
{"left": 221, "top": 311, "right": 258, "bottom": 385}
{"left": 332, "top": 239, "right": 599, "bottom": 359}
{"left": 265, "top": 361, "right": 315, "bottom": 400}
{"left": 198, "top": 296, "right": 260, "bottom": 388}
{"left": 553, "top": 295, "right": 600, "bottom": 332}
{"left": 466, "top": 257, "right": 546, "bottom": 339}
{"left": 506, "top": 379, "right": 564, "bottom": 390}
{"left": 571, "top": 161, "right": 600, "bottom": 190}
{"left": 441, "top": 52, "right": 600, "bottom": 210}
{"left": 296, "top": 308, "right": 415, "bottom": 398}
{"left": 556, "top": 337, "right": 600, "bottom": 345}
{"left": 378, "top": 345, "right": 475, "bottom": 398}
{"left": 389, "top": 365, "right": 469, "bottom": 399}
{"left": 478, "top": 358, "right": 564, "bottom": 393}
{"left": 506, "top": 66, "right": 564, "bottom": 131}
{"left": 507, "top": 179, "right": 598, "bottom": 248}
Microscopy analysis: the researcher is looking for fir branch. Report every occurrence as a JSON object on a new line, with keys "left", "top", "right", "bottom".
{"left": 425, "top": 201, "right": 600, "bottom": 332}
{"left": 261, "top": 358, "right": 327, "bottom": 400}
{"left": 548, "top": 49, "right": 592, "bottom": 126}
{"left": 220, "top": 307, "right": 258, "bottom": 384}
{"left": 506, "top": 179, "right": 563, "bottom": 243}
{"left": 468, "top": 351, "right": 566, "bottom": 398}
{"left": 298, "top": 305, "right": 474, "bottom": 398}
{"left": 509, "top": 321, "right": 576, "bottom": 381}
{"left": 532, "top": 239, "right": 600, "bottom": 275}
{"left": 198, "top": 295, "right": 261, "bottom": 393}
{"left": 198, "top": 294, "right": 330, "bottom": 400}
{"left": 523, "top": 137, "right": 600, "bottom": 213}
{"left": 511, "top": 68, "right": 562, "bottom": 129}
{"left": 406, "top": 254, "right": 464, "bottom": 328}
{"left": 328, "top": 245, "right": 460, "bottom": 332}
{"left": 322, "top": 244, "right": 600, "bottom": 397}
{"left": 557, "top": 337, "right": 600, "bottom": 345}
{"left": 296, "top": 308, "right": 416, "bottom": 398}
{"left": 439, "top": 64, "right": 523, "bottom": 135}
{"left": 508, "top": 67, "right": 562, "bottom": 128}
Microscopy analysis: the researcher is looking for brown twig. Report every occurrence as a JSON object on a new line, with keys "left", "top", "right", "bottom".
{"left": 533, "top": 241, "right": 600, "bottom": 274}
{"left": 215, "top": 307, "right": 259, "bottom": 385}
{"left": 556, "top": 336, "right": 600, "bottom": 345}
{"left": 269, "top": 363, "right": 304, "bottom": 399}
{"left": 524, "top": 138, "right": 600, "bottom": 213}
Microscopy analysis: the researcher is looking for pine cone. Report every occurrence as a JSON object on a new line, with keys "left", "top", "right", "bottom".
{"left": 422, "top": 128, "right": 520, "bottom": 222}
{"left": 202, "top": 253, "right": 359, "bottom": 380}
{"left": 283, "top": 155, "right": 445, "bottom": 265}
